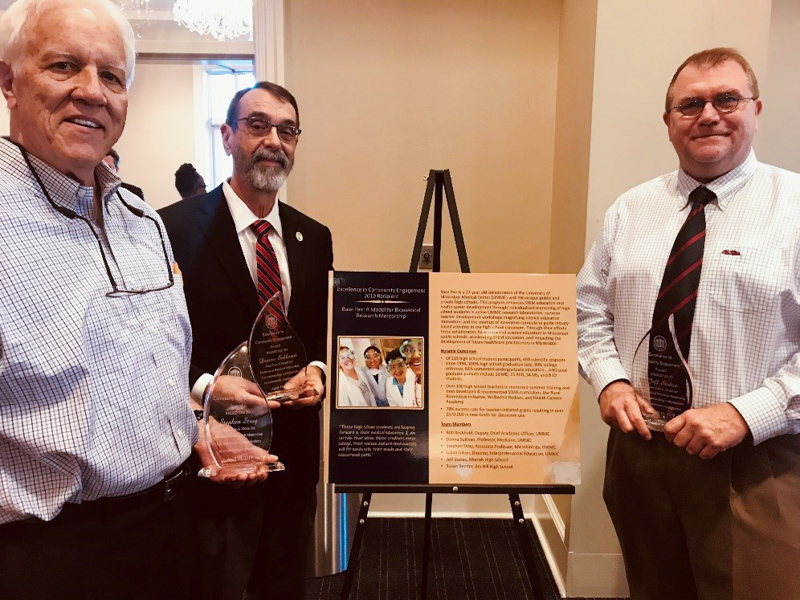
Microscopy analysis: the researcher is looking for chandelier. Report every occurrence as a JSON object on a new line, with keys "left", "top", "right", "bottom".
{"left": 116, "top": 0, "right": 150, "bottom": 8}
{"left": 172, "top": 0, "right": 253, "bottom": 41}
{"left": 115, "top": 0, "right": 151, "bottom": 17}
{"left": 114, "top": 0, "right": 152, "bottom": 37}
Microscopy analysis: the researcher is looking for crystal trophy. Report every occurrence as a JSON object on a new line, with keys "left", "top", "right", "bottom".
{"left": 631, "top": 314, "right": 694, "bottom": 432}
{"left": 200, "top": 292, "right": 307, "bottom": 477}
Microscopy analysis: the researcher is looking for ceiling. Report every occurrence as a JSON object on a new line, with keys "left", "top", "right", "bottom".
{"left": 0, "top": 1, "right": 255, "bottom": 52}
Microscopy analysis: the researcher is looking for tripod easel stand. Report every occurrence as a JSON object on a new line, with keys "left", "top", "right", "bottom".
{"left": 337, "top": 169, "right": 574, "bottom": 600}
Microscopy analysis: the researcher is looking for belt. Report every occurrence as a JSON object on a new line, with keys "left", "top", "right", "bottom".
{"left": 107, "top": 459, "right": 193, "bottom": 505}
{"left": 9, "top": 460, "right": 193, "bottom": 526}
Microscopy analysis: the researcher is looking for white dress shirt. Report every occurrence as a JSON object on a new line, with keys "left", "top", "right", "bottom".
{"left": 577, "top": 151, "right": 800, "bottom": 444}
{"left": 223, "top": 181, "right": 292, "bottom": 307}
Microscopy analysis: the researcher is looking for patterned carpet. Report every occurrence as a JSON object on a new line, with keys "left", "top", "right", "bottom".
{"left": 306, "top": 517, "right": 626, "bottom": 600}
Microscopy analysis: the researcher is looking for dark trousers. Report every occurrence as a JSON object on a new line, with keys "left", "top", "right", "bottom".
{"left": 605, "top": 429, "right": 800, "bottom": 600}
{"left": 247, "top": 480, "right": 317, "bottom": 600}
{"left": 191, "top": 475, "right": 317, "bottom": 600}
{"left": 0, "top": 489, "right": 194, "bottom": 600}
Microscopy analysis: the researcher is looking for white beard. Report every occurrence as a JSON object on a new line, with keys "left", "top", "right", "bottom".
{"left": 250, "top": 165, "right": 289, "bottom": 192}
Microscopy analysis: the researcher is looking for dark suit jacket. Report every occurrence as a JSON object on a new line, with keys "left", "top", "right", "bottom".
{"left": 159, "top": 184, "right": 333, "bottom": 490}
{"left": 121, "top": 181, "right": 145, "bottom": 200}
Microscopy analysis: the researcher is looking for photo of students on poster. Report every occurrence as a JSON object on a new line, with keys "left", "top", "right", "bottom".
{"left": 337, "top": 337, "right": 425, "bottom": 409}
{"left": 327, "top": 272, "right": 430, "bottom": 484}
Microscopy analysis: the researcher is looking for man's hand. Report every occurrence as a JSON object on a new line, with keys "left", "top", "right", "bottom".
{"left": 281, "top": 365, "right": 325, "bottom": 410}
{"left": 209, "top": 374, "right": 281, "bottom": 411}
{"left": 193, "top": 374, "right": 282, "bottom": 487}
{"left": 195, "top": 417, "right": 279, "bottom": 487}
{"left": 663, "top": 403, "right": 750, "bottom": 459}
{"left": 599, "top": 380, "right": 655, "bottom": 440}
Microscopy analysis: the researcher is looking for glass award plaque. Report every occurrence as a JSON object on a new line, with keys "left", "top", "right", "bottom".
{"left": 631, "top": 314, "right": 694, "bottom": 432}
{"left": 200, "top": 292, "right": 307, "bottom": 477}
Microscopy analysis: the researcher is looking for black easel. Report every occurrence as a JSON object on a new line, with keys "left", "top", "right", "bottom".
{"left": 409, "top": 169, "right": 470, "bottom": 274}
{"left": 337, "top": 170, "right": 574, "bottom": 600}
{"left": 336, "top": 484, "right": 574, "bottom": 600}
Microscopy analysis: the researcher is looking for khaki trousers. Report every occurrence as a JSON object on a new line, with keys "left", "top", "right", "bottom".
{"left": 604, "top": 430, "right": 800, "bottom": 600}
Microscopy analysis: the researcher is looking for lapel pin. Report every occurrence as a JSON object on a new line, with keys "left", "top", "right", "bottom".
{"left": 296, "top": 231, "right": 304, "bottom": 242}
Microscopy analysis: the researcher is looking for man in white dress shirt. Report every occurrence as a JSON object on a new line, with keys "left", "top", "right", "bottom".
{"left": 577, "top": 47, "right": 800, "bottom": 599}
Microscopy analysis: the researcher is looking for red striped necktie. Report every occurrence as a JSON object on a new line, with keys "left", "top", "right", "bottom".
{"left": 250, "top": 220, "right": 286, "bottom": 319}
{"left": 648, "top": 185, "right": 716, "bottom": 400}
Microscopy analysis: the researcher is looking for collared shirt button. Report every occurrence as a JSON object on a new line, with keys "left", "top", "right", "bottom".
{"left": 177, "top": 429, "right": 185, "bottom": 439}
{"left": 168, "top": 378, "right": 176, "bottom": 386}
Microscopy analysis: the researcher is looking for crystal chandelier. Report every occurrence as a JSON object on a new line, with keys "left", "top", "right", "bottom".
{"left": 115, "top": 0, "right": 151, "bottom": 16}
{"left": 113, "top": 0, "right": 152, "bottom": 38}
{"left": 172, "top": 0, "right": 253, "bottom": 41}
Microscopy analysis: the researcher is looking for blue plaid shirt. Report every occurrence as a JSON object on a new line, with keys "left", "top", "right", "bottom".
{"left": 0, "top": 138, "right": 197, "bottom": 523}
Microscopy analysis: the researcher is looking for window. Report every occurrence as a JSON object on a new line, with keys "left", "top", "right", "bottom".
{"left": 204, "top": 63, "right": 255, "bottom": 188}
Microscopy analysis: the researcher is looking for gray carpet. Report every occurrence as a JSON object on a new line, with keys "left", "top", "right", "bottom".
{"left": 306, "top": 518, "right": 627, "bottom": 600}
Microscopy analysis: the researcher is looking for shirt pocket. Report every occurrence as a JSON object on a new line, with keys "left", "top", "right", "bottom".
{"left": 707, "top": 246, "right": 786, "bottom": 313}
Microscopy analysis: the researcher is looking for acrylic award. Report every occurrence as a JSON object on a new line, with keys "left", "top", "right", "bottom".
{"left": 631, "top": 314, "right": 694, "bottom": 432}
{"left": 200, "top": 292, "right": 307, "bottom": 477}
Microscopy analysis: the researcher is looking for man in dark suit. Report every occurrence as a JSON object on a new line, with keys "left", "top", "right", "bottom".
{"left": 160, "top": 81, "right": 333, "bottom": 600}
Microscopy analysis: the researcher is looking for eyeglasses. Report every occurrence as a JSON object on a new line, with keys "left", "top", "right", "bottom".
{"left": 400, "top": 340, "right": 421, "bottom": 357}
{"left": 103, "top": 207, "right": 175, "bottom": 297}
{"left": 364, "top": 352, "right": 382, "bottom": 360}
{"left": 235, "top": 115, "right": 301, "bottom": 143}
{"left": 339, "top": 349, "right": 355, "bottom": 364}
{"left": 668, "top": 95, "right": 755, "bottom": 117}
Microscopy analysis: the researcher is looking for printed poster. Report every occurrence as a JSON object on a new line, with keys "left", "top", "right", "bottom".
{"left": 325, "top": 271, "right": 580, "bottom": 487}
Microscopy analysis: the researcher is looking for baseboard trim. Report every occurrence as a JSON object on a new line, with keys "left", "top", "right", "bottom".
{"left": 530, "top": 498, "right": 568, "bottom": 598}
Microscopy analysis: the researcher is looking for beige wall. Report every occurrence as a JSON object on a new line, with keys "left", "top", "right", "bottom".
{"left": 545, "top": 0, "right": 598, "bottom": 593}
{"left": 279, "top": 0, "right": 565, "bottom": 522}
{"left": 549, "top": 0, "right": 596, "bottom": 277}
{"left": 118, "top": 60, "right": 203, "bottom": 209}
{"left": 0, "top": 60, "right": 202, "bottom": 208}
{"left": 284, "top": 0, "right": 561, "bottom": 275}
{"left": 760, "top": 0, "right": 800, "bottom": 172}
{"left": 1, "top": 1, "right": 796, "bottom": 596}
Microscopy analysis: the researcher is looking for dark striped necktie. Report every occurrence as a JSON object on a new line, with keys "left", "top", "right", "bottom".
{"left": 250, "top": 220, "right": 286, "bottom": 319}
{"left": 652, "top": 185, "right": 716, "bottom": 355}
{"left": 647, "top": 185, "right": 715, "bottom": 406}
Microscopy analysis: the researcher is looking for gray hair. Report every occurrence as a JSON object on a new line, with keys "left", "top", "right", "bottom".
{"left": 0, "top": 0, "right": 136, "bottom": 87}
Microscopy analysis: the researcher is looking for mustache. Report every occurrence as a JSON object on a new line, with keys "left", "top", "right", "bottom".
{"left": 252, "top": 149, "right": 289, "bottom": 169}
